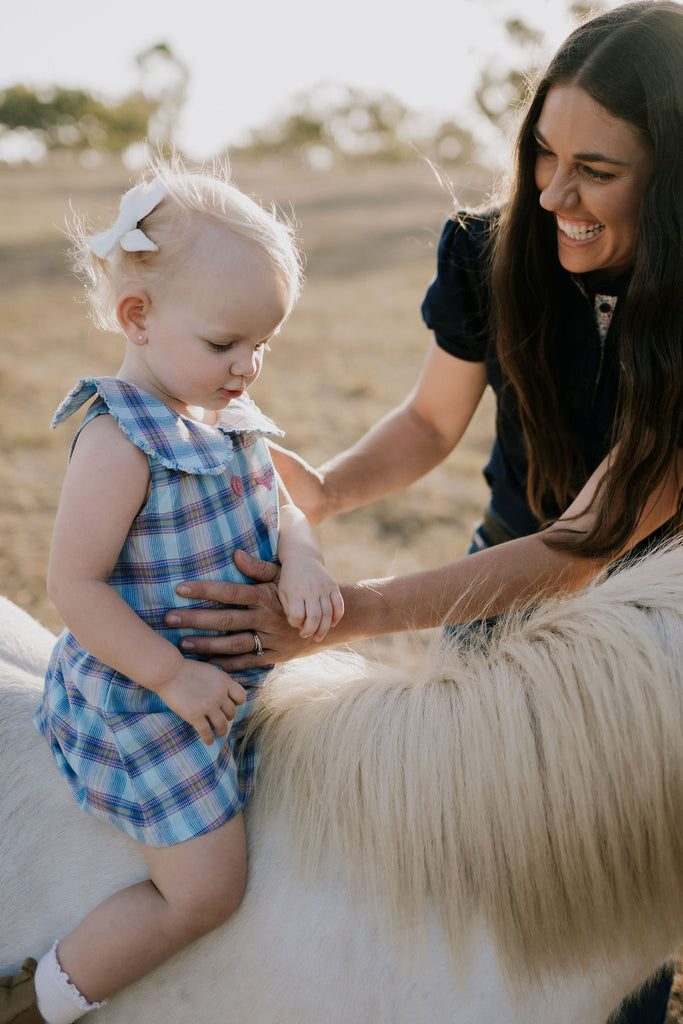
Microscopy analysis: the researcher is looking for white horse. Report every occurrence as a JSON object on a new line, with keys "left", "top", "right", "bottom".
{"left": 2, "top": 545, "right": 683, "bottom": 1023}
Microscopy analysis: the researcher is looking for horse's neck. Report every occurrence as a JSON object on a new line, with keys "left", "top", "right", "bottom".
{"left": 238, "top": 803, "right": 660, "bottom": 1024}
{"left": 0, "top": 590, "right": 679, "bottom": 1024}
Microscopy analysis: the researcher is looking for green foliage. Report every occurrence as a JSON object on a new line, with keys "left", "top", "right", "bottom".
{"left": 0, "top": 84, "right": 156, "bottom": 153}
{"left": 472, "top": 5, "right": 609, "bottom": 137}
{"left": 0, "top": 40, "right": 189, "bottom": 160}
{"left": 98, "top": 94, "right": 157, "bottom": 151}
{"left": 472, "top": 16, "right": 543, "bottom": 135}
{"left": 237, "top": 83, "right": 478, "bottom": 166}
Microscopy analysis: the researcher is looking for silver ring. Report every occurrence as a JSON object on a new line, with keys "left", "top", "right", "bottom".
{"left": 251, "top": 631, "right": 264, "bottom": 657}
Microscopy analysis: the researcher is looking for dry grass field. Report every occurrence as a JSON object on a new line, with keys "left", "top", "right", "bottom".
{"left": 0, "top": 154, "right": 496, "bottom": 662}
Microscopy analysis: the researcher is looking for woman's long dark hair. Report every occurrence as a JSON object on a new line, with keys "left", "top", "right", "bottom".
{"left": 491, "top": 0, "right": 682, "bottom": 558}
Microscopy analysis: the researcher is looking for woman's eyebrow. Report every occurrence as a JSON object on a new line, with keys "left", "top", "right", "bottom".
{"left": 533, "top": 125, "right": 628, "bottom": 166}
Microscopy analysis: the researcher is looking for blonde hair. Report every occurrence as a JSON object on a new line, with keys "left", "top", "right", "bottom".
{"left": 69, "top": 154, "right": 304, "bottom": 333}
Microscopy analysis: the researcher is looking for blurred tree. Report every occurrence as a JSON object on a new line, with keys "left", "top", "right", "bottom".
{"left": 237, "top": 81, "right": 479, "bottom": 166}
{"left": 135, "top": 42, "right": 189, "bottom": 150}
{"left": 570, "top": 2, "right": 601, "bottom": 19}
{"left": 473, "top": 2, "right": 609, "bottom": 141}
{"left": 0, "top": 41, "right": 188, "bottom": 162}
{"left": 237, "top": 2, "right": 607, "bottom": 167}
{"left": 0, "top": 84, "right": 156, "bottom": 157}
{"left": 473, "top": 16, "right": 544, "bottom": 138}
{"left": 430, "top": 118, "right": 479, "bottom": 165}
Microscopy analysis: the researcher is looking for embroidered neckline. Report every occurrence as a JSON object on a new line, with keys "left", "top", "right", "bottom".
{"left": 593, "top": 293, "right": 618, "bottom": 343}
{"left": 51, "top": 377, "right": 283, "bottom": 475}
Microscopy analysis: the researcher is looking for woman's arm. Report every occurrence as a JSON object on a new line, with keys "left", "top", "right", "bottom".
{"left": 167, "top": 533, "right": 590, "bottom": 669}
{"left": 48, "top": 415, "right": 245, "bottom": 742}
{"left": 357, "top": 443, "right": 683, "bottom": 628}
{"left": 165, "top": 446, "right": 682, "bottom": 668}
{"left": 270, "top": 344, "right": 488, "bottom": 524}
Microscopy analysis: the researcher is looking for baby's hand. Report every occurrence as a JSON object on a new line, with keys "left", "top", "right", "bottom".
{"left": 158, "top": 660, "right": 246, "bottom": 745}
{"left": 278, "top": 559, "right": 344, "bottom": 641}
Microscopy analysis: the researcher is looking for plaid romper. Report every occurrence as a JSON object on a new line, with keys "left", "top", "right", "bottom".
{"left": 35, "top": 377, "right": 282, "bottom": 846}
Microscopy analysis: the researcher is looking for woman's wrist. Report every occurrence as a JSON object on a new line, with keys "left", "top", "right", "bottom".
{"left": 310, "top": 469, "right": 341, "bottom": 524}
{"left": 326, "top": 580, "right": 402, "bottom": 643}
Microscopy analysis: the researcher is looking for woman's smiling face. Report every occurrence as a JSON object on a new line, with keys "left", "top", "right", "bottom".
{"left": 533, "top": 83, "right": 654, "bottom": 285}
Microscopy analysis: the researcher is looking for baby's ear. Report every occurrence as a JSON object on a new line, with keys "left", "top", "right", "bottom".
{"left": 117, "top": 291, "right": 151, "bottom": 344}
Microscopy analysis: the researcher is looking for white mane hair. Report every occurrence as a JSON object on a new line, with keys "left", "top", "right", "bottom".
{"left": 2, "top": 547, "right": 683, "bottom": 1021}
{"left": 249, "top": 544, "right": 683, "bottom": 981}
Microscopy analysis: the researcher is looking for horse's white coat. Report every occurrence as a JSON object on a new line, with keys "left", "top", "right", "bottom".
{"left": 1, "top": 548, "right": 681, "bottom": 1023}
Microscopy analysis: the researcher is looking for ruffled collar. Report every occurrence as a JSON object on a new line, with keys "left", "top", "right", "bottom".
{"left": 52, "top": 377, "right": 284, "bottom": 475}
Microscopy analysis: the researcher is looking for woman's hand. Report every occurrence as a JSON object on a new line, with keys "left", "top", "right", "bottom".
{"left": 165, "top": 550, "right": 321, "bottom": 670}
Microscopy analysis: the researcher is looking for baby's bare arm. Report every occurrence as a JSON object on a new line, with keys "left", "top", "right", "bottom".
{"left": 48, "top": 415, "right": 244, "bottom": 742}
{"left": 276, "top": 475, "right": 344, "bottom": 640}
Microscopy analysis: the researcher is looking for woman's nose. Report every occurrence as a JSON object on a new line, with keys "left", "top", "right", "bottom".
{"left": 539, "top": 169, "right": 580, "bottom": 212}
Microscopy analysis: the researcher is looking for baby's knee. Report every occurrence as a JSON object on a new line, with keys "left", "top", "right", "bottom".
{"left": 204, "top": 870, "right": 246, "bottom": 928}
{"left": 180, "top": 864, "right": 247, "bottom": 936}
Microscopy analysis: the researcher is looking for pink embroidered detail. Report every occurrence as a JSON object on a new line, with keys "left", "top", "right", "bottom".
{"left": 593, "top": 293, "right": 617, "bottom": 343}
{"left": 254, "top": 468, "right": 274, "bottom": 491}
{"left": 231, "top": 475, "right": 244, "bottom": 496}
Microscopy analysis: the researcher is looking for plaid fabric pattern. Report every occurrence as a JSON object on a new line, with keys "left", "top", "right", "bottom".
{"left": 35, "top": 378, "right": 281, "bottom": 846}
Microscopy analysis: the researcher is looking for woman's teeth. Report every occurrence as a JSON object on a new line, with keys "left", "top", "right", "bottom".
{"left": 557, "top": 218, "right": 605, "bottom": 240}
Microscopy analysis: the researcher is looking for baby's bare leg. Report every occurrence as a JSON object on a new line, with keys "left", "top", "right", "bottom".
{"left": 56, "top": 813, "right": 246, "bottom": 1003}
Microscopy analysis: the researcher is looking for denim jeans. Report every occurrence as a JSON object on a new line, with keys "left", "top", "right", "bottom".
{"left": 606, "top": 961, "right": 673, "bottom": 1023}
{"left": 442, "top": 519, "right": 503, "bottom": 647}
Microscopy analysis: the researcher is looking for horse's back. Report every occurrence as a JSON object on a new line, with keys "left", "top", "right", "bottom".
{"left": 1, "top": 548, "right": 683, "bottom": 1024}
{"left": 0, "top": 596, "right": 56, "bottom": 677}
{"left": 0, "top": 604, "right": 147, "bottom": 970}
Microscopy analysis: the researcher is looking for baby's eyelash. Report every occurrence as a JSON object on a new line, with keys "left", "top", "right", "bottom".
{"left": 205, "top": 339, "right": 272, "bottom": 353}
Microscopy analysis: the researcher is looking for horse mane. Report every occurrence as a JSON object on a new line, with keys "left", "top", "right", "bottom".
{"left": 249, "top": 544, "right": 683, "bottom": 979}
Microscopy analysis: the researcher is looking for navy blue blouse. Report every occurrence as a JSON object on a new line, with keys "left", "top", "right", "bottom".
{"left": 421, "top": 211, "right": 628, "bottom": 538}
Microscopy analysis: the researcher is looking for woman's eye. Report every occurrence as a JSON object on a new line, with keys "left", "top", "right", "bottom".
{"left": 582, "top": 165, "right": 614, "bottom": 182}
{"left": 534, "top": 141, "right": 553, "bottom": 159}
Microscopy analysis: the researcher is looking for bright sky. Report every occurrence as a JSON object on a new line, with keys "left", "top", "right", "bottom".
{"left": 2, "top": 0, "right": 615, "bottom": 159}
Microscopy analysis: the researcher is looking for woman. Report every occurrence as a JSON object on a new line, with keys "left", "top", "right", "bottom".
{"left": 167, "top": 0, "right": 682, "bottom": 657}
{"left": 165, "top": 3, "right": 681, "bottom": 1019}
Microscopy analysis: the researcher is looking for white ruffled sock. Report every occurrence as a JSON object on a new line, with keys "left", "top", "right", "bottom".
{"left": 33, "top": 942, "right": 105, "bottom": 1024}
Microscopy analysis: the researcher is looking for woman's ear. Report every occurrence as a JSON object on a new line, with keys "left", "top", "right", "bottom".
{"left": 117, "top": 292, "right": 151, "bottom": 345}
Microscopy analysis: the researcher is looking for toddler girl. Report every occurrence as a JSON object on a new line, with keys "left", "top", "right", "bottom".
{"left": 1, "top": 159, "right": 343, "bottom": 1023}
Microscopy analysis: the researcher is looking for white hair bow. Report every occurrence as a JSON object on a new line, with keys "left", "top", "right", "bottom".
{"left": 89, "top": 178, "right": 167, "bottom": 259}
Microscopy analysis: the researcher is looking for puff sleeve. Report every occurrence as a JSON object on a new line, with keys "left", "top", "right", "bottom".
{"left": 420, "top": 211, "right": 499, "bottom": 362}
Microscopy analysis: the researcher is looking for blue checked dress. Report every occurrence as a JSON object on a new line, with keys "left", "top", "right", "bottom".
{"left": 35, "top": 377, "right": 282, "bottom": 846}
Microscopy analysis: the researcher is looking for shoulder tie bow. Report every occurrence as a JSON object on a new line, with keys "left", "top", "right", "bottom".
{"left": 89, "top": 178, "right": 167, "bottom": 259}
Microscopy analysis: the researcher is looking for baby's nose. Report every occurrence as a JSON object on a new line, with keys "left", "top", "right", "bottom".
{"left": 232, "top": 350, "right": 259, "bottom": 377}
